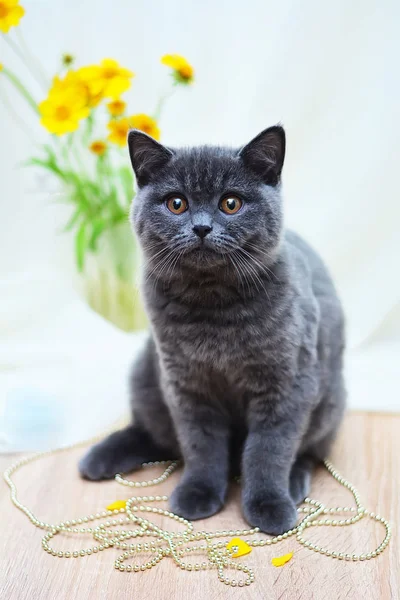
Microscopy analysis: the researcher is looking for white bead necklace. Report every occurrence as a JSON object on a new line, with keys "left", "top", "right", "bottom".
{"left": 4, "top": 441, "right": 392, "bottom": 588}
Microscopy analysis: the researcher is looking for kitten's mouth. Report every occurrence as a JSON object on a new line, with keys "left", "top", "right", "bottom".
{"left": 185, "top": 236, "right": 236, "bottom": 255}
{"left": 178, "top": 243, "right": 236, "bottom": 269}
{"left": 186, "top": 242, "right": 232, "bottom": 256}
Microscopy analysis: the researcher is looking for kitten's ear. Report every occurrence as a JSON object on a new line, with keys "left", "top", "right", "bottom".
{"left": 128, "top": 129, "right": 173, "bottom": 187}
{"left": 238, "top": 125, "right": 286, "bottom": 186}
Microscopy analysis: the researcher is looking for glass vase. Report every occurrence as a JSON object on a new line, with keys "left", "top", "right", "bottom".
{"left": 81, "top": 221, "right": 147, "bottom": 332}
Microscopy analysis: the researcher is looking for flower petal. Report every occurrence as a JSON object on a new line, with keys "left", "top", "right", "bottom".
{"left": 106, "top": 500, "right": 127, "bottom": 511}
{"left": 226, "top": 537, "right": 252, "bottom": 558}
{"left": 271, "top": 552, "right": 294, "bottom": 567}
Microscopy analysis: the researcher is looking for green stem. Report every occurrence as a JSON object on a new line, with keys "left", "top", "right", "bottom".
{"left": 82, "top": 110, "right": 95, "bottom": 144}
{"left": 60, "top": 132, "right": 88, "bottom": 180}
{"left": 1, "top": 67, "right": 39, "bottom": 114}
{"left": 2, "top": 33, "right": 46, "bottom": 91}
{"left": 2, "top": 33, "right": 25, "bottom": 63}
{"left": 71, "top": 134, "right": 90, "bottom": 179}
{"left": 15, "top": 28, "right": 48, "bottom": 90}
{"left": 0, "top": 82, "right": 37, "bottom": 141}
{"left": 103, "top": 151, "right": 124, "bottom": 212}
{"left": 153, "top": 86, "right": 177, "bottom": 120}
{"left": 60, "top": 134, "right": 74, "bottom": 171}
{"left": 96, "top": 154, "right": 106, "bottom": 191}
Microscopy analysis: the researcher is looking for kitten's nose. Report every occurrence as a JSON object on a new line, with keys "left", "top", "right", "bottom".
{"left": 192, "top": 224, "right": 212, "bottom": 239}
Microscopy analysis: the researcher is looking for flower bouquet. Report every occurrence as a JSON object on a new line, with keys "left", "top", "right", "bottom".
{"left": 1, "top": 1, "right": 194, "bottom": 331}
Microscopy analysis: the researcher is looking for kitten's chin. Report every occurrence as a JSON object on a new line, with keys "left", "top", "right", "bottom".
{"left": 185, "top": 242, "right": 231, "bottom": 258}
{"left": 180, "top": 245, "right": 233, "bottom": 270}
{"left": 186, "top": 238, "right": 235, "bottom": 256}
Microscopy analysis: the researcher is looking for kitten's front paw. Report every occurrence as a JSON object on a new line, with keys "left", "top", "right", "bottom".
{"left": 79, "top": 445, "right": 127, "bottom": 480}
{"left": 79, "top": 442, "right": 141, "bottom": 481}
{"left": 78, "top": 425, "right": 167, "bottom": 481}
{"left": 242, "top": 493, "right": 297, "bottom": 535}
{"left": 290, "top": 469, "right": 311, "bottom": 505}
{"left": 170, "top": 480, "right": 224, "bottom": 520}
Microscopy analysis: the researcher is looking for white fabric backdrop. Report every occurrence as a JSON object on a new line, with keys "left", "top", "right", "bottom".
{"left": 1, "top": 0, "right": 399, "bottom": 449}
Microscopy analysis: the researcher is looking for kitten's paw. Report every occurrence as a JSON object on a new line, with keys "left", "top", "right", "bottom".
{"left": 289, "top": 468, "right": 311, "bottom": 505}
{"left": 289, "top": 456, "right": 315, "bottom": 504}
{"left": 78, "top": 426, "right": 171, "bottom": 481}
{"left": 242, "top": 493, "right": 297, "bottom": 535}
{"left": 170, "top": 480, "right": 224, "bottom": 520}
{"left": 79, "top": 449, "right": 113, "bottom": 481}
{"left": 78, "top": 443, "right": 141, "bottom": 481}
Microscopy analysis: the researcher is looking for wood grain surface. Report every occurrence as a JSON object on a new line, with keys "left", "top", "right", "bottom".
{"left": 1, "top": 412, "right": 398, "bottom": 600}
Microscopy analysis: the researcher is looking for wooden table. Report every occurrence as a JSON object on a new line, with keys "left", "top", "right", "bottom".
{"left": 1, "top": 413, "right": 398, "bottom": 600}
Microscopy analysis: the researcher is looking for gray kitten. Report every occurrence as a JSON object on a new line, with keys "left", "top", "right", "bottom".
{"left": 79, "top": 126, "right": 345, "bottom": 535}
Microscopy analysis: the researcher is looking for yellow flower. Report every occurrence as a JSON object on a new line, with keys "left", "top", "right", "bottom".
{"left": 39, "top": 91, "right": 89, "bottom": 135}
{"left": 79, "top": 59, "right": 134, "bottom": 101}
{"left": 50, "top": 70, "right": 102, "bottom": 108}
{"left": 98, "top": 59, "right": 133, "bottom": 98}
{"left": 161, "top": 54, "right": 194, "bottom": 84}
{"left": 107, "top": 117, "right": 132, "bottom": 147}
{"left": 0, "top": 0, "right": 25, "bottom": 33}
{"left": 107, "top": 114, "right": 160, "bottom": 147}
{"left": 130, "top": 113, "right": 160, "bottom": 140}
{"left": 75, "top": 65, "right": 107, "bottom": 105}
{"left": 89, "top": 140, "right": 107, "bottom": 156}
{"left": 107, "top": 99, "right": 126, "bottom": 117}
{"left": 45, "top": 60, "right": 133, "bottom": 111}
{"left": 50, "top": 72, "right": 82, "bottom": 98}
{"left": 0, "top": 63, "right": 3, "bottom": 71}
{"left": 75, "top": 69, "right": 104, "bottom": 107}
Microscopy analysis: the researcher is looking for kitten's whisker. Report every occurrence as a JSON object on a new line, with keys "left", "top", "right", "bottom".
{"left": 142, "top": 240, "right": 168, "bottom": 256}
{"left": 221, "top": 241, "right": 268, "bottom": 293}
{"left": 146, "top": 253, "right": 173, "bottom": 281}
{"left": 146, "top": 244, "right": 171, "bottom": 261}
{"left": 236, "top": 253, "right": 259, "bottom": 292}
{"left": 244, "top": 243, "right": 281, "bottom": 283}
{"left": 166, "top": 248, "right": 185, "bottom": 285}
{"left": 221, "top": 241, "right": 255, "bottom": 295}
{"left": 234, "top": 250, "right": 272, "bottom": 306}
{"left": 150, "top": 253, "right": 177, "bottom": 293}
{"left": 239, "top": 247, "right": 278, "bottom": 287}
{"left": 240, "top": 247, "right": 272, "bottom": 276}
{"left": 245, "top": 241, "right": 274, "bottom": 257}
{"left": 147, "top": 240, "right": 189, "bottom": 290}
{"left": 164, "top": 247, "right": 183, "bottom": 284}
{"left": 156, "top": 258, "right": 175, "bottom": 288}
{"left": 146, "top": 248, "right": 177, "bottom": 283}
{"left": 229, "top": 253, "right": 247, "bottom": 294}
{"left": 241, "top": 254, "right": 270, "bottom": 294}
{"left": 233, "top": 251, "right": 253, "bottom": 297}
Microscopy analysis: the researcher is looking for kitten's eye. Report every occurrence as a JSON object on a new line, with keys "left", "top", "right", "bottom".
{"left": 166, "top": 196, "right": 188, "bottom": 215}
{"left": 219, "top": 196, "right": 242, "bottom": 215}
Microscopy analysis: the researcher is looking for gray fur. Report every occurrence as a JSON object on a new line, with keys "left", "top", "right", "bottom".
{"left": 79, "top": 126, "right": 345, "bottom": 535}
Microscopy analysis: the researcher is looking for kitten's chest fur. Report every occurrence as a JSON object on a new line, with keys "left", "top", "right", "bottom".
{"left": 151, "top": 283, "right": 279, "bottom": 366}
{"left": 147, "top": 277, "right": 294, "bottom": 416}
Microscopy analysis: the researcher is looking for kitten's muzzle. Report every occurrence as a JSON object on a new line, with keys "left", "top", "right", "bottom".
{"left": 192, "top": 224, "right": 213, "bottom": 239}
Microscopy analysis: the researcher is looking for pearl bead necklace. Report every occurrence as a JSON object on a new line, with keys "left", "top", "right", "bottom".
{"left": 4, "top": 445, "right": 392, "bottom": 588}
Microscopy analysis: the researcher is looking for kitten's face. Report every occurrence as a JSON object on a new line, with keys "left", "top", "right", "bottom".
{"left": 129, "top": 127, "right": 285, "bottom": 273}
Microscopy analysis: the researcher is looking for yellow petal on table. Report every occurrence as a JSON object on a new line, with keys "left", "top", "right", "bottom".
{"left": 106, "top": 500, "right": 127, "bottom": 511}
{"left": 271, "top": 552, "right": 293, "bottom": 567}
{"left": 226, "top": 538, "right": 252, "bottom": 558}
